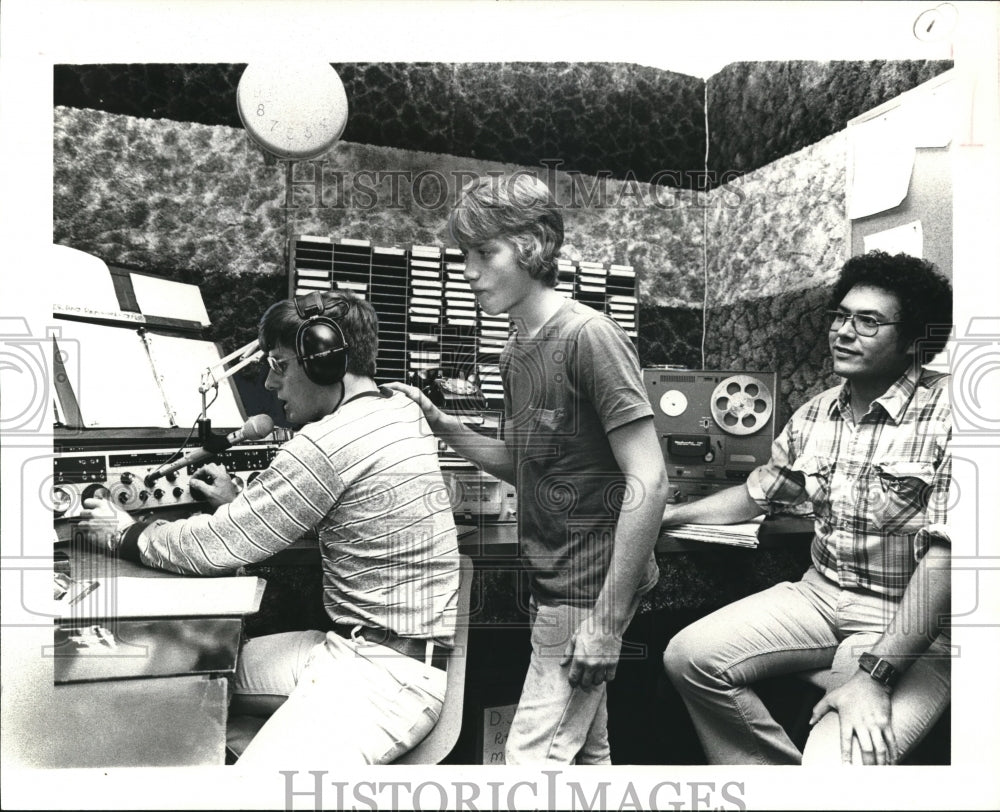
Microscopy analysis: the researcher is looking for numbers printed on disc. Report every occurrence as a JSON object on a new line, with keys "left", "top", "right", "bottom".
{"left": 236, "top": 62, "right": 349, "bottom": 160}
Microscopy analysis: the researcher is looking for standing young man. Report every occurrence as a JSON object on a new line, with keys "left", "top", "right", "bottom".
{"left": 389, "top": 174, "right": 670, "bottom": 763}
{"left": 77, "top": 290, "right": 460, "bottom": 766}
{"left": 662, "top": 251, "right": 953, "bottom": 765}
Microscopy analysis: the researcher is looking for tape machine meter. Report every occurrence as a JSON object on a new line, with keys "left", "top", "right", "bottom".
{"left": 643, "top": 369, "right": 778, "bottom": 503}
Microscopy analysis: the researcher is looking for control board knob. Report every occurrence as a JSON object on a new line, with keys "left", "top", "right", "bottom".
{"left": 138, "top": 490, "right": 149, "bottom": 503}
{"left": 172, "top": 487, "right": 184, "bottom": 499}
{"left": 82, "top": 484, "right": 110, "bottom": 501}
{"left": 165, "top": 471, "right": 178, "bottom": 483}
{"left": 120, "top": 472, "right": 135, "bottom": 485}
{"left": 117, "top": 492, "right": 130, "bottom": 505}
{"left": 153, "top": 488, "right": 164, "bottom": 500}
{"left": 52, "top": 486, "right": 74, "bottom": 517}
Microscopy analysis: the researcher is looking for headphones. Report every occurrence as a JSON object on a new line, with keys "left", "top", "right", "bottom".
{"left": 293, "top": 292, "right": 350, "bottom": 385}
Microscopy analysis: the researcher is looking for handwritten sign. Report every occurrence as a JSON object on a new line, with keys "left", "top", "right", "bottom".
{"left": 481, "top": 703, "right": 517, "bottom": 764}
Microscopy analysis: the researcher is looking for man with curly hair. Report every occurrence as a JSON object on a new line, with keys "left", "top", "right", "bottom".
{"left": 662, "top": 251, "right": 953, "bottom": 766}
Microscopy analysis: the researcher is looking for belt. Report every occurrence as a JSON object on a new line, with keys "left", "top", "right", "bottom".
{"left": 332, "top": 624, "right": 450, "bottom": 671}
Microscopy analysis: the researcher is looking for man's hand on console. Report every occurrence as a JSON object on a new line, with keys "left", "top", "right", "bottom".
{"left": 189, "top": 463, "right": 239, "bottom": 509}
{"left": 76, "top": 496, "right": 136, "bottom": 554}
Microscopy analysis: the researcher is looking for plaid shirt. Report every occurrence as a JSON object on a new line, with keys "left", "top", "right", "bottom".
{"left": 746, "top": 367, "right": 951, "bottom": 598}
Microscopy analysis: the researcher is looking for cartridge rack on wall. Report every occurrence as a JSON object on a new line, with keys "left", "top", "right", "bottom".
{"left": 289, "top": 235, "right": 638, "bottom": 409}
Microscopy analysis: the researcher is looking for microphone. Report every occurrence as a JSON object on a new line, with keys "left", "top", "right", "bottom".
{"left": 143, "top": 415, "right": 274, "bottom": 487}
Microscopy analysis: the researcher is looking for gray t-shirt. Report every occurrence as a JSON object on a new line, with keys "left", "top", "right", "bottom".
{"left": 500, "top": 299, "right": 658, "bottom": 607}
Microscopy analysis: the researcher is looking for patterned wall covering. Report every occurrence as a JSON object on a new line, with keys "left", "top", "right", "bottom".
{"left": 704, "top": 287, "right": 840, "bottom": 428}
{"left": 706, "top": 60, "right": 952, "bottom": 176}
{"left": 702, "top": 133, "right": 848, "bottom": 422}
{"left": 53, "top": 62, "right": 706, "bottom": 188}
{"left": 637, "top": 305, "right": 704, "bottom": 371}
{"left": 53, "top": 60, "right": 946, "bottom": 412}
{"left": 705, "top": 133, "right": 848, "bottom": 307}
{"left": 53, "top": 60, "right": 950, "bottom": 190}
{"left": 53, "top": 106, "right": 706, "bottom": 365}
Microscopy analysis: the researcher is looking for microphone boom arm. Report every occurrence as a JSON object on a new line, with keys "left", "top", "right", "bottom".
{"left": 198, "top": 338, "right": 263, "bottom": 418}
{"left": 199, "top": 338, "right": 263, "bottom": 394}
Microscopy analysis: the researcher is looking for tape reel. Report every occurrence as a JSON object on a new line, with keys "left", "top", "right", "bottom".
{"left": 710, "top": 374, "right": 774, "bottom": 436}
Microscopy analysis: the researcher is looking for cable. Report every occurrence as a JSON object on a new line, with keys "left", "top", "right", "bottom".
{"left": 701, "top": 78, "right": 710, "bottom": 371}
{"left": 158, "top": 388, "right": 219, "bottom": 467}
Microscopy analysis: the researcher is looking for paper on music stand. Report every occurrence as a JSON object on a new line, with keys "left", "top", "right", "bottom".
{"left": 48, "top": 244, "right": 120, "bottom": 313}
{"left": 130, "top": 273, "right": 211, "bottom": 325}
{"left": 142, "top": 333, "right": 246, "bottom": 428}
{"left": 52, "top": 319, "right": 174, "bottom": 427}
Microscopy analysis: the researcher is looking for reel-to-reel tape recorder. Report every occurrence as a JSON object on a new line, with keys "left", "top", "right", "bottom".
{"left": 643, "top": 369, "right": 779, "bottom": 503}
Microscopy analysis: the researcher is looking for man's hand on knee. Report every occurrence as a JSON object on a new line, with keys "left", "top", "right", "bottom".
{"left": 810, "top": 671, "right": 898, "bottom": 765}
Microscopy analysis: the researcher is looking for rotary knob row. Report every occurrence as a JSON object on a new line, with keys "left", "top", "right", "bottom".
{"left": 52, "top": 469, "right": 260, "bottom": 517}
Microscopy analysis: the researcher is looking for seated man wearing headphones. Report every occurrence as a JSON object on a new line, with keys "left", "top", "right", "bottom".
{"left": 76, "top": 290, "right": 460, "bottom": 767}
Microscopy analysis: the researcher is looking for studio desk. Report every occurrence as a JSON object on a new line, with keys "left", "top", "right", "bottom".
{"left": 455, "top": 515, "right": 814, "bottom": 620}
{"left": 44, "top": 517, "right": 811, "bottom": 768}
{"left": 46, "top": 542, "right": 265, "bottom": 769}
{"left": 239, "top": 514, "right": 814, "bottom": 765}
{"left": 447, "top": 516, "right": 814, "bottom": 764}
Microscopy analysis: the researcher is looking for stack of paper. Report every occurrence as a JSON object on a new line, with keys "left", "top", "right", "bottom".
{"left": 661, "top": 517, "right": 764, "bottom": 548}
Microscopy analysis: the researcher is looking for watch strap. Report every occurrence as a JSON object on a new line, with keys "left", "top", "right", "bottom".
{"left": 858, "top": 652, "right": 901, "bottom": 689}
{"left": 117, "top": 522, "right": 147, "bottom": 563}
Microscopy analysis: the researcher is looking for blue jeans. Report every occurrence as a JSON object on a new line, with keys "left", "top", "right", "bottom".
{"left": 506, "top": 589, "right": 646, "bottom": 764}
{"left": 663, "top": 566, "right": 950, "bottom": 765}
{"left": 230, "top": 630, "right": 446, "bottom": 767}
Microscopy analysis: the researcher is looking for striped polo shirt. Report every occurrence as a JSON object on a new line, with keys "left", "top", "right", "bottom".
{"left": 132, "top": 388, "right": 460, "bottom": 643}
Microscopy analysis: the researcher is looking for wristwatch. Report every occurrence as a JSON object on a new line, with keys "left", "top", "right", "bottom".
{"left": 858, "top": 652, "right": 901, "bottom": 690}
